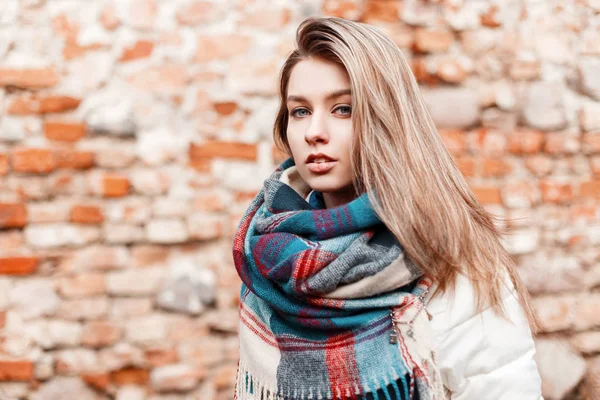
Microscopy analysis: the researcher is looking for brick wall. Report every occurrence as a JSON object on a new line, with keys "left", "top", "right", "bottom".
{"left": 0, "top": 0, "right": 598, "bottom": 399}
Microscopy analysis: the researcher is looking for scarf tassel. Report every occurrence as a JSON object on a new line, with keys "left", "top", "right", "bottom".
{"left": 235, "top": 361, "right": 284, "bottom": 400}
{"left": 235, "top": 362, "right": 413, "bottom": 400}
{"left": 371, "top": 375, "right": 411, "bottom": 400}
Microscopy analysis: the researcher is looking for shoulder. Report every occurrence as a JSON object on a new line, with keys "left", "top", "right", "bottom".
{"left": 423, "top": 270, "right": 514, "bottom": 332}
{"left": 423, "top": 270, "right": 544, "bottom": 399}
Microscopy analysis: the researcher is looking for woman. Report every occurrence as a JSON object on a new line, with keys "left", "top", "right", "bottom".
{"left": 232, "top": 17, "right": 544, "bottom": 400}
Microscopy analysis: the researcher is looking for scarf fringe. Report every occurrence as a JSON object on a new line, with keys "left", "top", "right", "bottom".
{"left": 234, "top": 359, "right": 414, "bottom": 400}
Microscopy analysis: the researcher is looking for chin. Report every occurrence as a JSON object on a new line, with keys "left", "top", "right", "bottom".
{"left": 305, "top": 178, "right": 350, "bottom": 194}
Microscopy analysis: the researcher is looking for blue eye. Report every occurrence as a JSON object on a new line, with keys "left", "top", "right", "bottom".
{"left": 335, "top": 105, "right": 352, "bottom": 116}
{"left": 291, "top": 108, "right": 309, "bottom": 118}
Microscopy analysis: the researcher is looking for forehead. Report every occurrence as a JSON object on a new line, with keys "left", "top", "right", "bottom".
{"left": 287, "top": 57, "right": 351, "bottom": 98}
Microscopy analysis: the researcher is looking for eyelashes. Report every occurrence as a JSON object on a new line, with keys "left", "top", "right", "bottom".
{"left": 289, "top": 105, "right": 352, "bottom": 118}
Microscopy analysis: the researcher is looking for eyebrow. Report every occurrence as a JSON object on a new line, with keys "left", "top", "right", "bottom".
{"left": 286, "top": 89, "right": 352, "bottom": 103}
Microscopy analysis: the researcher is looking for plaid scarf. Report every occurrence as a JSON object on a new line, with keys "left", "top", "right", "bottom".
{"left": 232, "top": 157, "right": 447, "bottom": 400}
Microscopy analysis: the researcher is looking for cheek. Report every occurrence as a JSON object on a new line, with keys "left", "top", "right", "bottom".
{"left": 336, "top": 123, "right": 353, "bottom": 155}
{"left": 285, "top": 126, "right": 303, "bottom": 157}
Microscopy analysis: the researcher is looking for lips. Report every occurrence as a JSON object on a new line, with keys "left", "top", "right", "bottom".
{"left": 305, "top": 152, "right": 337, "bottom": 164}
{"left": 305, "top": 153, "right": 337, "bottom": 174}
{"left": 306, "top": 161, "right": 337, "bottom": 173}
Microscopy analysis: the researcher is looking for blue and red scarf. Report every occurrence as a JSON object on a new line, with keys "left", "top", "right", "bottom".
{"left": 232, "top": 157, "right": 446, "bottom": 400}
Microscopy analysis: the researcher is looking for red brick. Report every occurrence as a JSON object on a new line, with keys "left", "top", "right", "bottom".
{"left": 579, "top": 180, "right": 600, "bottom": 199}
{"left": 591, "top": 156, "right": 600, "bottom": 177}
{"left": 52, "top": 14, "right": 77, "bottom": 37}
{"left": 439, "top": 129, "right": 467, "bottom": 155}
{"left": 234, "top": 190, "right": 260, "bottom": 204}
{"left": 55, "top": 149, "right": 95, "bottom": 169}
{"left": 481, "top": 5, "right": 502, "bottom": 28}
{"left": 583, "top": 134, "right": 600, "bottom": 154}
{"left": 8, "top": 95, "right": 81, "bottom": 115}
{"left": 187, "top": 157, "right": 212, "bottom": 173}
{"left": 214, "top": 364, "right": 237, "bottom": 390}
{"left": 0, "top": 360, "right": 34, "bottom": 381}
{"left": 524, "top": 154, "right": 554, "bottom": 176}
{"left": 540, "top": 181, "right": 574, "bottom": 204}
{"left": 0, "top": 256, "right": 39, "bottom": 275}
{"left": 187, "top": 158, "right": 209, "bottom": 173}
{"left": 82, "top": 373, "right": 110, "bottom": 391}
{"left": 471, "top": 128, "right": 507, "bottom": 155}
{"left": 71, "top": 205, "right": 104, "bottom": 224}
{"left": 110, "top": 368, "right": 150, "bottom": 386}
{"left": 81, "top": 321, "right": 122, "bottom": 348}
{"left": 131, "top": 245, "right": 170, "bottom": 268}
{"left": 508, "top": 129, "right": 545, "bottom": 154}
{"left": 482, "top": 158, "right": 512, "bottom": 177}
{"left": 0, "top": 231, "right": 24, "bottom": 249}
{"left": 213, "top": 101, "right": 238, "bottom": 116}
{"left": 362, "top": 0, "right": 401, "bottom": 22}
{"left": 436, "top": 58, "right": 469, "bottom": 84}
{"left": 570, "top": 204, "right": 597, "bottom": 220}
{"left": 103, "top": 175, "right": 130, "bottom": 198}
{"left": 63, "top": 37, "right": 105, "bottom": 60}
{"left": 57, "top": 273, "right": 106, "bottom": 298}
{"left": 44, "top": 121, "right": 87, "bottom": 142}
{"left": 11, "top": 148, "right": 56, "bottom": 174}
{"left": 455, "top": 156, "right": 476, "bottom": 177}
{"left": 144, "top": 347, "right": 179, "bottom": 367}
{"left": 119, "top": 40, "right": 154, "bottom": 62}
{"left": 502, "top": 181, "right": 541, "bottom": 209}
{"left": 544, "top": 133, "right": 580, "bottom": 155}
{"left": 0, "top": 203, "right": 27, "bottom": 228}
{"left": 470, "top": 185, "right": 502, "bottom": 204}
{"left": 414, "top": 28, "right": 454, "bottom": 53}
{"left": 49, "top": 172, "right": 77, "bottom": 195}
{"left": 0, "top": 68, "right": 59, "bottom": 89}
{"left": 0, "top": 153, "right": 8, "bottom": 175}
{"left": 189, "top": 141, "right": 257, "bottom": 161}
{"left": 410, "top": 58, "right": 439, "bottom": 86}
{"left": 52, "top": 14, "right": 104, "bottom": 60}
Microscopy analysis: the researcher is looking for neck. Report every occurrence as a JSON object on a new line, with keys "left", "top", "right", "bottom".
{"left": 322, "top": 186, "right": 358, "bottom": 208}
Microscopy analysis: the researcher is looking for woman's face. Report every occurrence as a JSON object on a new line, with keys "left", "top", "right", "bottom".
{"left": 285, "top": 57, "right": 356, "bottom": 209}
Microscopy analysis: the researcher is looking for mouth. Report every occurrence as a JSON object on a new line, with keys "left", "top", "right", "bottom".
{"left": 306, "top": 160, "right": 338, "bottom": 173}
{"left": 305, "top": 152, "right": 338, "bottom": 173}
{"left": 305, "top": 152, "right": 336, "bottom": 163}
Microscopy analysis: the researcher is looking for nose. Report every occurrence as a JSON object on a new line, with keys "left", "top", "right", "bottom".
{"left": 304, "top": 110, "right": 329, "bottom": 144}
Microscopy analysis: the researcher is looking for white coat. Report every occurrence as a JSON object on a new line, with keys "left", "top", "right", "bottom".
{"left": 423, "top": 271, "right": 544, "bottom": 400}
{"left": 302, "top": 188, "right": 543, "bottom": 399}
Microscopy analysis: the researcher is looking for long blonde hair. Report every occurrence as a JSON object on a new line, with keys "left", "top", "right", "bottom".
{"left": 273, "top": 17, "right": 540, "bottom": 334}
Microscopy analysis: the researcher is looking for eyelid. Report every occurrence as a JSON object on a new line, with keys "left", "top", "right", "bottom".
{"left": 290, "top": 107, "right": 310, "bottom": 117}
{"left": 289, "top": 104, "right": 350, "bottom": 117}
{"left": 333, "top": 104, "right": 352, "bottom": 114}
